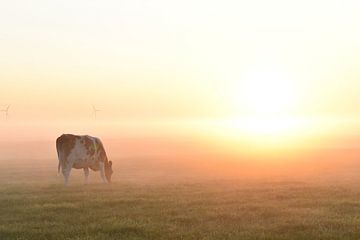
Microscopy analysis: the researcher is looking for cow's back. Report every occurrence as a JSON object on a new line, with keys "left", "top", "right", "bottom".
{"left": 56, "top": 134, "right": 108, "bottom": 171}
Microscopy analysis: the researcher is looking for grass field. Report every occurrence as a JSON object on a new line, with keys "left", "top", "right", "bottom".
{"left": 2, "top": 155, "right": 360, "bottom": 240}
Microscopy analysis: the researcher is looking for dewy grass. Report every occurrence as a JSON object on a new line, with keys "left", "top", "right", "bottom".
{"left": 1, "top": 171, "right": 360, "bottom": 240}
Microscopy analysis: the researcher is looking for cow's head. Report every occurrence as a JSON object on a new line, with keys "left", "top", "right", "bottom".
{"left": 105, "top": 161, "right": 113, "bottom": 183}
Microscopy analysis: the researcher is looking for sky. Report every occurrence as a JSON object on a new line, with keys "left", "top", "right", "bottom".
{"left": 1, "top": 0, "right": 360, "bottom": 150}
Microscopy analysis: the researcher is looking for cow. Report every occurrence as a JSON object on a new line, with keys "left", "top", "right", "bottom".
{"left": 56, "top": 134, "right": 113, "bottom": 185}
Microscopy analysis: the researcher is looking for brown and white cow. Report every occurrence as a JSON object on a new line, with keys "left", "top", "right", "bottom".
{"left": 56, "top": 134, "right": 113, "bottom": 185}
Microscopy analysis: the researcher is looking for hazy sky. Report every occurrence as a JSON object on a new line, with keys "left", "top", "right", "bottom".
{"left": 1, "top": 1, "right": 360, "bottom": 145}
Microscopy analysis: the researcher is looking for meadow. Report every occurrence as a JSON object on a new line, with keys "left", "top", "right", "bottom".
{"left": 2, "top": 149, "right": 360, "bottom": 240}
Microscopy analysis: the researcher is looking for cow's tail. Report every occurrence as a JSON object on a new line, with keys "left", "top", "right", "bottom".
{"left": 56, "top": 136, "right": 62, "bottom": 176}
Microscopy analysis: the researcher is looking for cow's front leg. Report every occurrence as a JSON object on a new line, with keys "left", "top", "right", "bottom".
{"left": 99, "top": 162, "right": 107, "bottom": 183}
{"left": 83, "top": 167, "right": 89, "bottom": 184}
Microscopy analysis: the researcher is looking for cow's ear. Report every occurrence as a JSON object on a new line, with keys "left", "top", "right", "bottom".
{"left": 109, "top": 161, "right": 112, "bottom": 167}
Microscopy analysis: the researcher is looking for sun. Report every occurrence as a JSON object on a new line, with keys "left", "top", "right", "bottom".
{"left": 240, "top": 69, "right": 297, "bottom": 115}
{"left": 225, "top": 67, "right": 303, "bottom": 141}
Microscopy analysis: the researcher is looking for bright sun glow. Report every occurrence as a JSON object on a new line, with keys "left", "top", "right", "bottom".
{"left": 227, "top": 67, "right": 303, "bottom": 141}
{"left": 240, "top": 69, "right": 298, "bottom": 115}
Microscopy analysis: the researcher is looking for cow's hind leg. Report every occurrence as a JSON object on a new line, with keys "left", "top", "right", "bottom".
{"left": 83, "top": 167, "right": 89, "bottom": 184}
{"left": 62, "top": 167, "right": 72, "bottom": 186}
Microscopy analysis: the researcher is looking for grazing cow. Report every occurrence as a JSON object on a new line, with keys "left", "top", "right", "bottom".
{"left": 56, "top": 134, "right": 113, "bottom": 185}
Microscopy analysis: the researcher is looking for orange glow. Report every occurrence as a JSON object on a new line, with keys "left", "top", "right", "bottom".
{"left": 1, "top": 0, "right": 360, "bottom": 170}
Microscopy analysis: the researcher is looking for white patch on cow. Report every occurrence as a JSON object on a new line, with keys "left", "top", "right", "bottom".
{"left": 67, "top": 138, "right": 89, "bottom": 168}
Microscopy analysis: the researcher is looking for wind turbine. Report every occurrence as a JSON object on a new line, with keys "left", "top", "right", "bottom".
{"left": 0, "top": 105, "right": 10, "bottom": 120}
{"left": 91, "top": 104, "right": 100, "bottom": 119}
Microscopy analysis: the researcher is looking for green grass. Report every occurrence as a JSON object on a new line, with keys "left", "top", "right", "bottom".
{"left": 2, "top": 162, "right": 360, "bottom": 239}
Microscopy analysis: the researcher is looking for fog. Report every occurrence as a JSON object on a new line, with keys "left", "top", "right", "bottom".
{"left": 2, "top": 130, "right": 360, "bottom": 186}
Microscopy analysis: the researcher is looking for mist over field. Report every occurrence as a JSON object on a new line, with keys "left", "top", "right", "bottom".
{"left": 3, "top": 131, "right": 360, "bottom": 239}
{"left": 2, "top": 122, "right": 360, "bottom": 186}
